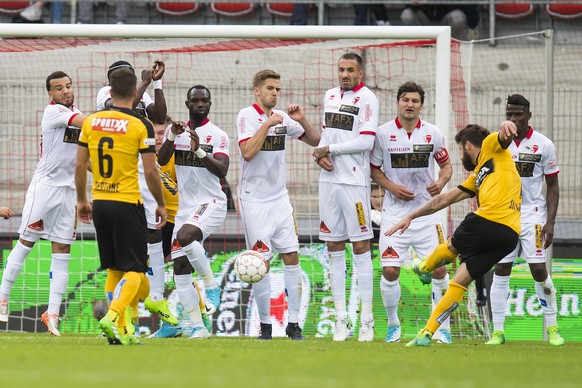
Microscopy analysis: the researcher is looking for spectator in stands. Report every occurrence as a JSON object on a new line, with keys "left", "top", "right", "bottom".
{"left": 0, "top": 207, "right": 12, "bottom": 220}
{"left": 400, "top": 4, "right": 480, "bottom": 40}
{"left": 78, "top": 1, "right": 128, "bottom": 24}
{"left": 290, "top": 4, "right": 309, "bottom": 25}
{"left": 354, "top": 4, "right": 390, "bottom": 26}
{"left": 13, "top": 1, "right": 63, "bottom": 23}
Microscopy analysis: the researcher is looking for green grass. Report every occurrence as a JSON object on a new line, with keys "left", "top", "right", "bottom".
{"left": 0, "top": 334, "right": 580, "bottom": 387}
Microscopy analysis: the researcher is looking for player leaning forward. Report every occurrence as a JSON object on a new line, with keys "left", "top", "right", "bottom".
{"left": 0, "top": 71, "right": 86, "bottom": 336}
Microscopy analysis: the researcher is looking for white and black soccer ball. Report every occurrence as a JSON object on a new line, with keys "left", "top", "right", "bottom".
{"left": 234, "top": 250, "right": 269, "bottom": 284}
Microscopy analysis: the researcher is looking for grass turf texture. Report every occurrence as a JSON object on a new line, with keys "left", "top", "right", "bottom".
{"left": 0, "top": 334, "right": 580, "bottom": 387}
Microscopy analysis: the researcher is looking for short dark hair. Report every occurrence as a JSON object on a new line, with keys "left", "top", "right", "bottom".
{"left": 397, "top": 81, "right": 425, "bottom": 105}
{"left": 187, "top": 85, "right": 211, "bottom": 101}
{"left": 454, "top": 124, "right": 490, "bottom": 147}
{"left": 339, "top": 52, "right": 364, "bottom": 68}
{"left": 506, "top": 94, "right": 530, "bottom": 111}
{"left": 107, "top": 60, "right": 133, "bottom": 80}
{"left": 109, "top": 68, "right": 136, "bottom": 99}
{"left": 46, "top": 71, "right": 70, "bottom": 92}
{"left": 252, "top": 70, "right": 280, "bottom": 88}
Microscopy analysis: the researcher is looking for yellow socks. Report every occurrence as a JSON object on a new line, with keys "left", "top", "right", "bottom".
{"left": 110, "top": 272, "right": 146, "bottom": 319}
{"left": 105, "top": 269, "right": 124, "bottom": 303}
{"left": 425, "top": 280, "right": 467, "bottom": 334}
{"left": 424, "top": 241, "right": 458, "bottom": 272}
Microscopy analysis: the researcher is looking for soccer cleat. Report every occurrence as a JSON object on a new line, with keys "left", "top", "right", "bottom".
{"left": 118, "top": 326, "right": 142, "bottom": 345}
{"left": 189, "top": 326, "right": 211, "bottom": 339}
{"left": 436, "top": 329, "right": 452, "bottom": 344}
{"left": 405, "top": 329, "right": 433, "bottom": 347}
{"left": 384, "top": 325, "right": 401, "bottom": 343}
{"left": 411, "top": 258, "right": 432, "bottom": 285}
{"left": 547, "top": 326, "right": 565, "bottom": 346}
{"left": 41, "top": 311, "right": 61, "bottom": 337}
{"left": 205, "top": 285, "right": 221, "bottom": 313}
{"left": 485, "top": 330, "right": 506, "bottom": 345}
{"left": 144, "top": 296, "right": 179, "bottom": 325}
{"left": 358, "top": 317, "right": 375, "bottom": 342}
{"left": 99, "top": 314, "right": 121, "bottom": 344}
{"left": 202, "top": 312, "right": 212, "bottom": 333}
{"left": 203, "top": 299, "right": 216, "bottom": 316}
{"left": 149, "top": 321, "right": 183, "bottom": 338}
{"left": 0, "top": 300, "right": 8, "bottom": 323}
{"left": 333, "top": 316, "right": 352, "bottom": 342}
{"left": 258, "top": 323, "right": 272, "bottom": 340}
{"left": 285, "top": 322, "right": 306, "bottom": 340}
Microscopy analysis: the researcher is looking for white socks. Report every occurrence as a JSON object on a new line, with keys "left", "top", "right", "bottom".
{"left": 380, "top": 276, "right": 400, "bottom": 326}
{"left": 354, "top": 251, "right": 373, "bottom": 319}
{"left": 284, "top": 264, "right": 301, "bottom": 323}
{"left": 146, "top": 241, "right": 165, "bottom": 302}
{"left": 252, "top": 272, "right": 272, "bottom": 324}
{"left": 47, "top": 253, "right": 69, "bottom": 315}
{"left": 174, "top": 274, "right": 202, "bottom": 326}
{"left": 329, "top": 250, "right": 347, "bottom": 318}
{"left": 183, "top": 241, "right": 216, "bottom": 289}
{"left": 432, "top": 273, "right": 450, "bottom": 331}
{"left": 535, "top": 275, "right": 558, "bottom": 327}
{"left": 0, "top": 241, "right": 32, "bottom": 300}
{"left": 490, "top": 273, "right": 510, "bottom": 331}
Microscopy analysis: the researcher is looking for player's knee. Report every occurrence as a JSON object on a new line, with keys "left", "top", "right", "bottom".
{"left": 494, "top": 262, "right": 512, "bottom": 276}
{"left": 147, "top": 228, "right": 163, "bottom": 244}
{"left": 176, "top": 225, "right": 201, "bottom": 247}
{"left": 530, "top": 264, "right": 548, "bottom": 282}
{"left": 382, "top": 266, "right": 399, "bottom": 281}
{"left": 432, "top": 265, "right": 448, "bottom": 279}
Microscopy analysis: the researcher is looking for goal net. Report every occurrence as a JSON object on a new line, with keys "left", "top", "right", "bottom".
{"left": 0, "top": 25, "right": 579, "bottom": 341}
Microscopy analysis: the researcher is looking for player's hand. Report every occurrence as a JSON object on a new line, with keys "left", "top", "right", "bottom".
{"left": 542, "top": 222, "right": 554, "bottom": 249}
{"left": 171, "top": 121, "right": 187, "bottom": 136}
{"left": 287, "top": 104, "right": 305, "bottom": 121}
{"left": 155, "top": 206, "right": 167, "bottom": 229}
{"left": 316, "top": 155, "right": 334, "bottom": 172}
{"left": 187, "top": 129, "right": 200, "bottom": 151}
{"left": 385, "top": 215, "right": 413, "bottom": 236}
{"left": 141, "top": 69, "right": 153, "bottom": 84}
{"left": 313, "top": 146, "right": 329, "bottom": 162}
{"left": 499, "top": 120, "right": 518, "bottom": 142}
{"left": 390, "top": 184, "right": 415, "bottom": 201}
{"left": 426, "top": 181, "right": 444, "bottom": 197}
{"left": 152, "top": 59, "right": 165, "bottom": 81}
{"left": 77, "top": 201, "right": 93, "bottom": 224}
{"left": 0, "top": 207, "right": 13, "bottom": 220}
{"left": 266, "top": 113, "right": 284, "bottom": 127}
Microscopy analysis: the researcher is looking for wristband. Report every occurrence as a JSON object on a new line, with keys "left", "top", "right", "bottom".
{"left": 153, "top": 79, "right": 162, "bottom": 89}
{"left": 167, "top": 131, "right": 177, "bottom": 141}
{"left": 195, "top": 148, "right": 207, "bottom": 159}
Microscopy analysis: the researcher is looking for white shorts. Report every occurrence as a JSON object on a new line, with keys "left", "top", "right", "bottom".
{"left": 319, "top": 183, "right": 373, "bottom": 242}
{"left": 171, "top": 201, "right": 226, "bottom": 260}
{"left": 141, "top": 186, "right": 158, "bottom": 230}
{"left": 379, "top": 217, "right": 446, "bottom": 268}
{"left": 18, "top": 181, "right": 77, "bottom": 245}
{"left": 499, "top": 221, "right": 546, "bottom": 264}
{"left": 239, "top": 196, "right": 298, "bottom": 257}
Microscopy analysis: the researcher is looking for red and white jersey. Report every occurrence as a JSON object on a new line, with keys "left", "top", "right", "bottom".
{"left": 32, "top": 103, "right": 82, "bottom": 187}
{"left": 237, "top": 104, "right": 305, "bottom": 202}
{"left": 509, "top": 127, "right": 559, "bottom": 221}
{"left": 370, "top": 117, "right": 449, "bottom": 222}
{"left": 319, "top": 83, "right": 378, "bottom": 186}
{"left": 165, "top": 119, "right": 230, "bottom": 207}
{"left": 96, "top": 85, "right": 153, "bottom": 118}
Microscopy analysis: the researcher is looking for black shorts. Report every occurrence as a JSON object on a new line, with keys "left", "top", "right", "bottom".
{"left": 93, "top": 200, "right": 148, "bottom": 273}
{"left": 451, "top": 212, "right": 519, "bottom": 280}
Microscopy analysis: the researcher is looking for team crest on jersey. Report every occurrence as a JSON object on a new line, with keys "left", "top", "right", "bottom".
{"left": 252, "top": 240, "right": 270, "bottom": 253}
{"left": 526, "top": 145, "right": 539, "bottom": 153}
{"left": 381, "top": 247, "right": 400, "bottom": 259}
{"left": 425, "top": 134, "right": 432, "bottom": 143}
{"left": 353, "top": 97, "right": 360, "bottom": 104}
{"left": 320, "top": 221, "right": 330, "bottom": 233}
{"left": 28, "top": 219, "right": 44, "bottom": 231}
{"left": 192, "top": 203, "right": 209, "bottom": 220}
{"left": 206, "top": 135, "right": 212, "bottom": 143}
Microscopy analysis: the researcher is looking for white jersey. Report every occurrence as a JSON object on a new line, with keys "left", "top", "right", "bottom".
{"left": 319, "top": 83, "right": 378, "bottom": 186}
{"left": 370, "top": 117, "right": 449, "bottom": 223}
{"left": 509, "top": 127, "right": 559, "bottom": 222}
{"left": 31, "top": 103, "right": 82, "bottom": 187}
{"left": 237, "top": 104, "right": 305, "bottom": 202}
{"left": 96, "top": 85, "right": 153, "bottom": 118}
{"left": 166, "top": 119, "right": 230, "bottom": 208}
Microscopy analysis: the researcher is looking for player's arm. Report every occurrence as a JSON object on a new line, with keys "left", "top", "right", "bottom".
{"left": 70, "top": 114, "right": 86, "bottom": 129}
{"left": 188, "top": 129, "right": 230, "bottom": 179}
{"left": 427, "top": 158, "right": 453, "bottom": 197}
{"left": 386, "top": 187, "right": 471, "bottom": 235}
{"left": 75, "top": 144, "right": 92, "bottom": 223}
{"left": 543, "top": 174, "right": 559, "bottom": 249}
{"left": 371, "top": 166, "right": 415, "bottom": 201}
{"left": 239, "top": 113, "right": 282, "bottom": 162}
{"left": 288, "top": 104, "right": 320, "bottom": 146}
{"left": 497, "top": 120, "right": 518, "bottom": 149}
{"left": 158, "top": 122, "right": 185, "bottom": 166}
{"left": 142, "top": 151, "right": 167, "bottom": 229}
{"left": 146, "top": 60, "right": 167, "bottom": 124}
{"left": 136, "top": 69, "right": 152, "bottom": 110}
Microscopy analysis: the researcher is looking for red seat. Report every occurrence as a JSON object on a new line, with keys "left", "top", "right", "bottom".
{"left": 0, "top": 1, "right": 28, "bottom": 14}
{"left": 155, "top": 2, "right": 200, "bottom": 16}
{"left": 495, "top": 3, "right": 535, "bottom": 19}
{"left": 266, "top": 3, "right": 294, "bottom": 18}
{"left": 210, "top": 3, "right": 254, "bottom": 17}
{"left": 546, "top": 1, "right": 582, "bottom": 19}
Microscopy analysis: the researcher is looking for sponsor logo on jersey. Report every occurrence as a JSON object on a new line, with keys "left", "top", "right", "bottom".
{"left": 475, "top": 159, "right": 494, "bottom": 190}
{"left": 144, "top": 138, "right": 155, "bottom": 146}
{"left": 273, "top": 126, "right": 287, "bottom": 135}
{"left": 175, "top": 144, "right": 213, "bottom": 167}
{"left": 28, "top": 219, "right": 44, "bottom": 231}
{"left": 329, "top": 94, "right": 335, "bottom": 100}
{"left": 239, "top": 117, "right": 246, "bottom": 133}
{"left": 319, "top": 221, "right": 330, "bottom": 233}
{"left": 381, "top": 246, "right": 400, "bottom": 259}
{"left": 260, "top": 135, "right": 286, "bottom": 151}
{"left": 192, "top": 203, "right": 209, "bottom": 220}
{"left": 435, "top": 224, "right": 445, "bottom": 244}
{"left": 95, "top": 181, "right": 119, "bottom": 193}
{"left": 390, "top": 153, "right": 431, "bottom": 169}
{"left": 365, "top": 104, "right": 372, "bottom": 122}
{"left": 63, "top": 126, "right": 81, "bottom": 144}
{"left": 535, "top": 224, "right": 543, "bottom": 249}
{"left": 324, "top": 112, "right": 354, "bottom": 131}
{"left": 355, "top": 202, "right": 366, "bottom": 227}
{"left": 252, "top": 240, "right": 270, "bottom": 253}
{"left": 390, "top": 134, "right": 397, "bottom": 141}
{"left": 515, "top": 161, "right": 535, "bottom": 177}
{"left": 338, "top": 104, "right": 359, "bottom": 115}
{"left": 91, "top": 117, "right": 129, "bottom": 134}
{"left": 518, "top": 153, "right": 542, "bottom": 162}
{"left": 413, "top": 144, "right": 434, "bottom": 153}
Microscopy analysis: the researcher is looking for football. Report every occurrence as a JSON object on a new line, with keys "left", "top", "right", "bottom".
{"left": 234, "top": 250, "right": 269, "bottom": 284}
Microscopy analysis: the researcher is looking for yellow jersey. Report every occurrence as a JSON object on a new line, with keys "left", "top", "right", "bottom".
{"left": 458, "top": 132, "right": 522, "bottom": 234}
{"left": 159, "top": 155, "right": 178, "bottom": 223}
{"left": 79, "top": 107, "right": 155, "bottom": 204}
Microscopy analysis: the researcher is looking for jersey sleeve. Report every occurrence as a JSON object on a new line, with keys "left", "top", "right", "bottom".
{"left": 458, "top": 173, "right": 477, "bottom": 197}
{"left": 369, "top": 135, "right": 383, "bottom": 168}
{"left": 139, "top": 118, "right": 156, "bottom": 153}
{"left": 45, "top": 104, "right": 78, "bottom": 129}
{"left": 489, "top": 132, "right": 505, "bottom": 153}
{"left": 433, "top": 128, "right": 450, "bottom": 164}
{"left": 214, "top": 129, "right": 230, "bottom": 157}
{"left": 543, "top": 141, "right": 560, "bottom": 176}
{"left": 78, "top": 115, "right": 91, "bottom": 147}
{"left": 359, "top": 92, "right": 379, "bottom": 136}
{"left": 96, "top": 86, "right": 112, "bottom": 111}
{"left": 282, "top": 111, "right": 305, "bottom": 140}
{"left": 237, "top": 109, "right": 256, "bottom": 144}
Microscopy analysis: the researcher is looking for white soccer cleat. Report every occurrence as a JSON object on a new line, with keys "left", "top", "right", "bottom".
{"left": 0, "top": 300, "right": 8, "bottom": 323}
{"left": 435, "top": 329, "right": 452, "bottom": 344}
{"left": 333, "top": 316, "right": 352, "bottom": 342}
{"left": 358, "top": 316, "right": 375, "bottom": 342}
{"left": 188, "top": 326, "right": 211, "bottom": 339}
{"left": 41, "top": 311, "right": 61, "bottom": 337}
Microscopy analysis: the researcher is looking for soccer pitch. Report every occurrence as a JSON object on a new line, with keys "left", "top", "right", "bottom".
{"left": 0, "top": 334, "right": 579, "bottom": 387}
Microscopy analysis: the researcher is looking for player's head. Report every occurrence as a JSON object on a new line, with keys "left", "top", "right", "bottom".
{"left": 506, "top": 94, "right": 531, "bottom": 133}
{"left": 154, "top": 115, "right": 172, "bottom": 153}
{"left": 337, "top": 53, "right": 364, "bottom": 91}
{"left": 46, "top": 71, "right": 74, "bottom": 108}
{"left": 109, "top": 67, "right": 137, "bottom": 100}
{"left": 253, "top": 70, "right": 281, "bottom": 110}
{"left": 455, "top": 124, "right": 490, "bottom": 171}
{"left": 107, "top": 60, "right": 134, "bottom": 81}
{"left": 186, "top": 85, "right": 212, "bottom": 121}
{"left": 396, "top": 82, "right": 425, "bottom": 122}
